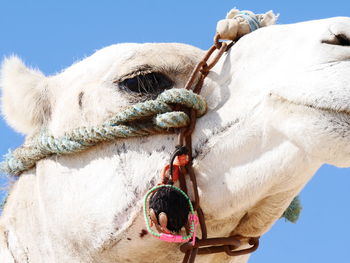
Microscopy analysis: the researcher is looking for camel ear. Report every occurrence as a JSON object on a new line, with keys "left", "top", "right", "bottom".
{"left": 0, "top": 56, "right": 51, "bottom": 135}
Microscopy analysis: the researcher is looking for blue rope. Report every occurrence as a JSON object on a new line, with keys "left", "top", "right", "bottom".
{"left": 236, "top": 11, "right": 261, "bottom": 32}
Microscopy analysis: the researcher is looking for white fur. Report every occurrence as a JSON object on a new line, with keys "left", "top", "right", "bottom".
{"left": 1, "top": 17, "right": 350, "bottom": 262}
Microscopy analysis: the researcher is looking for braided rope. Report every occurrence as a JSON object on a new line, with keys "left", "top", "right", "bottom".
{"left": 0, "top": 89, "right": 207, "bottom": 176}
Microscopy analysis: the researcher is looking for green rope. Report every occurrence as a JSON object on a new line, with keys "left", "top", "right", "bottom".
{"left": 0, "top": 89, "right": 207, "bottom": 176}
{"left": 282, "top": 196, "right": 302, "bottom": 223}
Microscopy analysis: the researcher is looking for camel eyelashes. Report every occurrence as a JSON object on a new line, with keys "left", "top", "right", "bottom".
{"left": 118, "top": 72, "right": 173, "bottom": 94}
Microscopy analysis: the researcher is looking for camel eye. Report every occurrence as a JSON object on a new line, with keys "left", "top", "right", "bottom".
{"left": 119, "top": 72, "right": 173, "bottom": 94}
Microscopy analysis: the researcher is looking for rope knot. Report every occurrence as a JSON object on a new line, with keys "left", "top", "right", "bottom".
{"left": 216, "top": 9, "right": 277, "bottom": 41}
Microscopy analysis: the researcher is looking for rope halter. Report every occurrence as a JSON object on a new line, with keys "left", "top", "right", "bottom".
{"left": 0, "top": 89, "right": 207, "bottom": 176}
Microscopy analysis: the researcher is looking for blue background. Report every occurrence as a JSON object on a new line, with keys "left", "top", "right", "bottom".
{"left": 0, "top": 1, "right": 349, "bottom": 262}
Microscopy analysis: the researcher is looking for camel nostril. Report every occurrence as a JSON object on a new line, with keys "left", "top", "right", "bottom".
{"left": 322, "top": 22, "right": 350, "bottom": 46}
{"left": 322, "top": 33, "right": 350, "bottom": 46}
{"left": 335, "top": 34, "right": 350, "bottom": 46}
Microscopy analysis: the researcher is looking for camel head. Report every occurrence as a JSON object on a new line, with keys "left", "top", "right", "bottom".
{"left": 1, "top": 16, "right": 350, "bottom": 263}
{"left": 220, "top": 16, "right": 350, "bottom": 168}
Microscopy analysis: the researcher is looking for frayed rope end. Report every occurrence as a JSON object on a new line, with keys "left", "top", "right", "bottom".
{"left": 282, "top": 196, "right": 302, "bottom": 223}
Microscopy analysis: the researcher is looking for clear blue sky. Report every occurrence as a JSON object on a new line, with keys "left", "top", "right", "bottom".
{"left": 0, "top": 1, "right": 349, "bottom": 262}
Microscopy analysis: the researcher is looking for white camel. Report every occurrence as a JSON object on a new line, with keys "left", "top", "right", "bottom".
{"left": 1, "top": 13, "right": 350, "bottom": 263}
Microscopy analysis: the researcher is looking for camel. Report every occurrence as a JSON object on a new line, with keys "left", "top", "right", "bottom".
{"left": 1, "top": 13, "right": 350, "bottom": 262}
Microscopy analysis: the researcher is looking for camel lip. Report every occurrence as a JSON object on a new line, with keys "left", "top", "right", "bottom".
{"left": 269, "top": 93, "right": 350, "bottom": 116}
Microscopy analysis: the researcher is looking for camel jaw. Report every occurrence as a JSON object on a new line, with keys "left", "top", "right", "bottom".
{"left": 267, "top": 92, "right": 350, "bottom": 167}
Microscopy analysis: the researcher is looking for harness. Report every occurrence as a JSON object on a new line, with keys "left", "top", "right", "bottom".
{"left": 141, "top": 29, "right": 261, "bottom": 262}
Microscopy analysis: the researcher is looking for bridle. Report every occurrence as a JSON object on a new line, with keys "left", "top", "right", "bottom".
{"left": 145, "top": 33, "right": 260, "bottom": 263}
{"left": 178, "top": 35, "right": 260, "bottom": 263}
